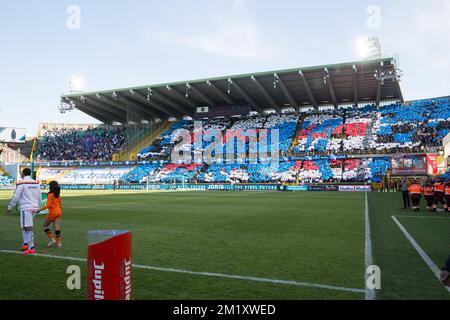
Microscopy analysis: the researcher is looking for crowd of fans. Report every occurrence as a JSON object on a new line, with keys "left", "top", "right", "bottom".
{"left": 369, "top": 98, "right": 450, "bottom": 152}
{"left": 137, "top": 113, "right": 299, "bottom": 160}
{"left": 37, "top": 127, "right": 127, "bottom": 162}
{"left": 28, "top": 97, "right": 450, "bottom": 184}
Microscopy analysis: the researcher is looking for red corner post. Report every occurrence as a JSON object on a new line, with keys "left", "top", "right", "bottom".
{"left": 87, "top": 230, "right": 132, "bottom": 300}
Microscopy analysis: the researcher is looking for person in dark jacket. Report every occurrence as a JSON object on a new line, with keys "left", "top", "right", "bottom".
{"left": 401, "top": 177, "right": 410, "bottom": 209}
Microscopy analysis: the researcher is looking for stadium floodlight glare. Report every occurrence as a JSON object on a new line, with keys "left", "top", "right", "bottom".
{"left": 356, "top": 36, "right": 382, "bottom": 60}
{"left": 69, "top": 75, "right": 87, "bottom": 93}
{"left": 357, "top": 37, "right": 371, "bottom": 59}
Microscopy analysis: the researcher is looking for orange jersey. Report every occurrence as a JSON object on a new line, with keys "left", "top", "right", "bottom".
{"left": 445, "top": 186, "right": 450, "bottom": 196}
{"left": 434, "top": 183, "right": 445, "bottom": 193}
{"left": 424, "top": 186, "right": 434, "bottom": 196}
{"left": 40, "top": 193, "right": 62, "bottom": 219}
{"left": 408, "top": 184, "right": 423, "bottom": 195}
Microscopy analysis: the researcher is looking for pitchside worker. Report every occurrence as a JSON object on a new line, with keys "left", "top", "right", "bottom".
{"left": 433, "top": 177, "right": 447, "bottom": 213}
{"left": 5, "top": 168, "right": 42, "bottom": 254}
{"left": 424, "top": 180, "right": 435, "bottom": 212}
{"left": 445, "top": 180, "right": 450, "bottom": 212}
{"left": 408, "top": 180, "right": 423, "bottom": 211}
{"left": 401, "top": 176, "right": 410, "bottom": 209}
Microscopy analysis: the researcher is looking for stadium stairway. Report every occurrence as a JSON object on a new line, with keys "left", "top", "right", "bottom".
{"left": 289, "top": 113, "right": 306, "bottom": 154}
{"left": 113, "top": 121, "right": 171, "bottom": 161}
{"left": 362, "top": 113, "right": 377, "bottom": 148}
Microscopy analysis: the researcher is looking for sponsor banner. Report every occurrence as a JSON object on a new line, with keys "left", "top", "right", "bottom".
{"left": 354, "top": 185, "right": 372, "bottom": 192}
{"left": 308, "top": 185, "right": 324, "bottom": 192}
{"left": 0, "top": 127, "right": 26, "bottom": 143}
{"left": 38, "top": 168, "right": 73, "bottom": 183}
{"left": 338, "top": 185, "right": 372, "bottom": 192}
{"left": 60, "top": 184, "right": 146, "bottom": 190}
{"left": 38, "top": 167, "right": 133, "bottom": 185}
{"left": 87, "top": 231, "right": 132, "bottom": 300}
{"left": 24, "top": 160, "right": 167, "bottom": 168}
{"left": 426, "top": 154, "right": 438, "bottom": 176}
{"left": 149, "top": 184, "right": 279, "bottom": 191}
{"left": 324, "top": 185, "right": 339, "bottom": 192}
{"left": 282, "top": 185, "right": 308, "bottom": 192}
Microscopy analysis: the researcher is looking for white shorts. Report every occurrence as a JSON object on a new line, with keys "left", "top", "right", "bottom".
{"left": 20, "top": 210, "right": 34, "bottom": 228}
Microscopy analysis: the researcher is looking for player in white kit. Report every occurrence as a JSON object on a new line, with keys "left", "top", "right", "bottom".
{"left": 6, "top": 168, "right": 42, "bottom": 254}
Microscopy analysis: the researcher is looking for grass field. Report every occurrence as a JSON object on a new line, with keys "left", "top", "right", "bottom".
{"left": 0, "top": 190, "right": 449, "bottom": 300}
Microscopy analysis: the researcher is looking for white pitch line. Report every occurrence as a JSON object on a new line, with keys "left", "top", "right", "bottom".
{"left": 391, "top": 216, "right": 450, "bottom": 294}
{"left": 0, "top": 249, "right": 364, "bottom": 295}
{"left": 364, "top": 192, "right": 376, "bottom": 300}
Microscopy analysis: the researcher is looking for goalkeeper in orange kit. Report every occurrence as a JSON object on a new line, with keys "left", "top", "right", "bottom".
{"left": 36, "top": 181, "right": 63, "bottom": 248}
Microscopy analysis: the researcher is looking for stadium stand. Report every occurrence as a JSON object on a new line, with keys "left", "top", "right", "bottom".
{"left": 30, "top": 97, "right": 450, "bottom": 185}
{"left": 46, "top": 62, "right": 449, "bottom": 186}
{"left": 0, "top": 172, "right": 14, "bottom": 186}
{"left": 120, "top": 163, "right": 161, "bottom": 183}
{"left": 37, "top": 127, "right": 126, "bottom": 161}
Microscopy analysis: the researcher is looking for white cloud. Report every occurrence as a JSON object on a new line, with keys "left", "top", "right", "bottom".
{"left": 380, "top": 0, "right": 450, "bottom": 99}
{"left": 154, "top": 1, "right": 281, "bottom": 62}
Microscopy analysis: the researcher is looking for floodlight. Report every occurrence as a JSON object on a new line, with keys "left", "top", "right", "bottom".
{"left": 69, "top": 75, "right": 87, "bottom": 93}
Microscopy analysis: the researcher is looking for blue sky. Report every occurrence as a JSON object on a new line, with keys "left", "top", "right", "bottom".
{"left": 1, "top": 0, "right": 449, "bottom": 135}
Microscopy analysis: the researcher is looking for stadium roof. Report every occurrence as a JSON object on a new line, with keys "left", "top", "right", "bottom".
{"left": 61, "top": 58, "right": 403, "bottom": 124}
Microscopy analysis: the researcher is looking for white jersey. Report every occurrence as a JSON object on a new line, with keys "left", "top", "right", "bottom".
{"left": 8, "top": 176, "right": 42, "bottom": 211}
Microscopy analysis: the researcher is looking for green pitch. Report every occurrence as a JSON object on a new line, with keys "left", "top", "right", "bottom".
{"left": 0, "top": 190, "right": 448, "bottom": 300}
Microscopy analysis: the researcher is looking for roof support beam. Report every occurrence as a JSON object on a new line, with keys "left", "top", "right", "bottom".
{"left": 151, "top": 89, "right": 193, "bottom": 116}
{"left": 375, "top": 61, "right": 383, "bottom": 107}
{"left": 76, "top": 97, "right": 125, "bottom": 122}
{"left": 276, "top": 73, "right": 298, "bottom": 109}
{"left": 70, "top": 100, "right": 113, "bottom": 124}
{"left": 187, "top": 83, "right": 216, "bottom": 107}
{"left": 352, "top": 65, "right": 359, "bottom": 108}
{"left": 116, "top": 92, "right": 161, "bottom": 120}
{"left": 206, "top": 81, "right": 234, "bottom": 105}
{"left": 251, "top": 76, "right": 280, "bottom": 112}
{"left": 376, "top": 80, "right": 382, "bottom": 107}
{"left": 84, "top": 96, "right": 127, "bottom": 120}
{"left": 95, "top": 93, "right": 149, "bottom": 121}
{"left": 324, "top": 68, "right": 338, "bottom": 109}
{"left": 230, "top": 79, "right": 263, "bottom": 113}
{"left": 298, "top": 71, "right": 318, "bottom": 109}
{"left": 165, "top": 86, "right": 197, "bottom": 108}
{"left": 131, "top": 90, "right": 180, "bottom": 117}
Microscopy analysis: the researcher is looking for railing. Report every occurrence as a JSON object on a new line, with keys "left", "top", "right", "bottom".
{"left": 288, "top": 113, "right": 306, "bottom": 154}
{"left": 29, "top": 126, "right": 42, "bottom": 163}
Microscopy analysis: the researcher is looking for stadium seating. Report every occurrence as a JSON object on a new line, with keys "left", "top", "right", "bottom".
{"left": 155, "top": 163, "right": 202, "bottom": 183}
{"left": 32, "top": 97, "right": 450, "bottom": 184}
{"left": 294, "top": 113, "right": 344, "bottom": 153}
{"left": 138, "top": 120, "right": 193, "bottom": 159}
{"left": 369, "top": 98, "right": 450, "bottom": 151}
{"left": 368, "top": 158, "right": 391, "bottom": 183}
{"left": 0, "top": 173, "right": 14, "bottom": 186}
{"left": 37, "top": 127, "right": 126, "bottom": 161}
{"left": 120, "top": 163, "right": 161, "bottom": 183}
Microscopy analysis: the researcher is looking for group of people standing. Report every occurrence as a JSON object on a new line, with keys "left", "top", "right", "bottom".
{"left": 401, "top": 176, "right": 450, "bottom": 212}
{"left": 5, "top": 168, "right": 63, "bottom": 254}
